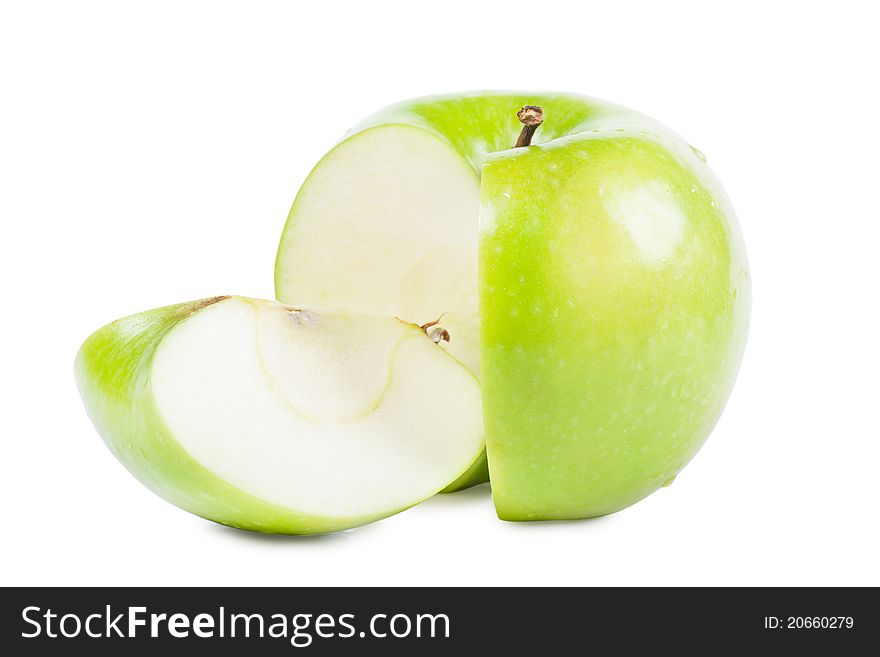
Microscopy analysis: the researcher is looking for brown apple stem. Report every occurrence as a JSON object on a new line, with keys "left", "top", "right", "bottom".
{"left": 514, "top": 105, "right": 544, "bottom": 147}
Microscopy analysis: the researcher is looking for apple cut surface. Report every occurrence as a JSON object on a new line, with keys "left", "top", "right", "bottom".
{"left": 75, "top": 296, "right": 484, "bottom": 534}
{"left": 275, "top": 125, "right": 481, "bottom": 372}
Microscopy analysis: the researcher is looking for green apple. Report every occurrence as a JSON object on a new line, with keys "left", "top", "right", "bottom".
{"left": 75, "top": 296, "right": 484, "bottom": 533}
{"left": 275, "top": 92, "right": 749, "bottom": 518}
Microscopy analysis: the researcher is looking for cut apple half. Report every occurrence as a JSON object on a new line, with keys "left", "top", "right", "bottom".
{"left": 75, "top": 296, "right": 484, "bottom": 534}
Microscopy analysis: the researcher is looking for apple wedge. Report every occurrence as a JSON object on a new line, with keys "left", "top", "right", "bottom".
{"left": 75, "top": 296, "right": 484, "bottom": 534}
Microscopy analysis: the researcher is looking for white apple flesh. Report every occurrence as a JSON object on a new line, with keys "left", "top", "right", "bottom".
{"left": 276, "top": 126, "right": 481, "bottom": 374}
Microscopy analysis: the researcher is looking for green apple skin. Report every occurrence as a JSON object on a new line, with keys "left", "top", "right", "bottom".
{"left": 482, "top": 132, "right": 749, "bottom": 520}
{"left": 279, "top": 92, "right": 749, "bottom": 517}
{"left": 75, "top": 297, "right": 396, "bottom": 534}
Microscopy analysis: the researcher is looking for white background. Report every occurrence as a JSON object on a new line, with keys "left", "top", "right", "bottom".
{"left": 2, "top": 0, "right": 878, "bottom": 587}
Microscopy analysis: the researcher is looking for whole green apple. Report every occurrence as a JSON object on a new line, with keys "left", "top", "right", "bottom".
{"left": 75, "top": 296, "right": 484, "bottom": 533}
{"left": 275, "top": 92, "right": 749, "bottom": 518}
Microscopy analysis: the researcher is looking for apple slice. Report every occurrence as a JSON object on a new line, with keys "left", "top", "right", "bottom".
{"left": 75, "top": 296, "right": 483, "bottom": 534}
